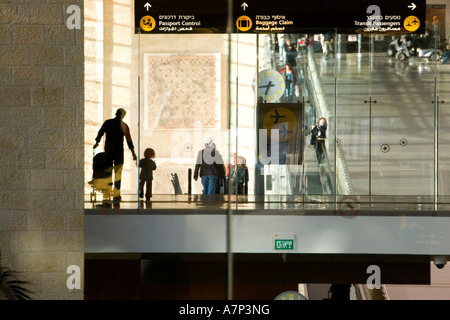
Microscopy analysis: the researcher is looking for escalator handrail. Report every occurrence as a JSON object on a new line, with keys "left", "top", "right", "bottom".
{"left": 304, "top": 48, "right": 354, "bottom": 195}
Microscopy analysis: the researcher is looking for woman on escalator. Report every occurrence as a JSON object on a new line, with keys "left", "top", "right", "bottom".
{"left": 311, "top": 117, "right": 327, "bottom": 165}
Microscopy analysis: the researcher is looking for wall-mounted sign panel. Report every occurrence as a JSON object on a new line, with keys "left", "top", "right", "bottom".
{"left": 233, "top": 0, "right": 426, "bottom": 34}
{"left": 134, "top": 0, "right": 229, "bottom": 33}
{"left": 135, "top": 0, "right": 426, "bottom": 34}
{"left": 274, "top": 234, "right": 296, "bottom": 251}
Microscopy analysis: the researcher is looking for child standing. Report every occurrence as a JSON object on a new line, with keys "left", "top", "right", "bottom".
{"left": 139, "top": 148, "right": 157, "bottom": 201}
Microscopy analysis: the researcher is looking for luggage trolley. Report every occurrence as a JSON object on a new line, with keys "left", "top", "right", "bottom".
{"left": 88, "top": 151, "right": 113, "bottom": 203}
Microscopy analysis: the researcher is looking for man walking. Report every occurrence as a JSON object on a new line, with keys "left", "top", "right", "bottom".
{"left": 94, "top": 108, "right": 137, "bottom": 205}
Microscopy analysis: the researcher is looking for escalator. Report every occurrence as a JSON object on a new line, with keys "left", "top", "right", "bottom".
{"left": 256, "top": 34, "right": 336, "bottom": 197}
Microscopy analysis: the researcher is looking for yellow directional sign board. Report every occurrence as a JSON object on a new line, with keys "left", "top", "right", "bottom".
{"left": 134, "top": 0, "right": 425, "bottom": 34}
{"left": 134, "top": 0, "right": 228, "bottom": 33}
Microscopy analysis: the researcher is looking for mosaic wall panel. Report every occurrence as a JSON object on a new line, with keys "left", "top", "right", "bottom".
{"left": 143, "top": 54, "right": 221, "bottom": 130}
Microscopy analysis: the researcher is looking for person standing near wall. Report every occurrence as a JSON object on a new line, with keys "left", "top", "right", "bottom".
{"left": 284, "top": 37, "right": 298, "bottom": 67}
{"left": 227, "top": 155, "right": 249, "bottom": 195}
{"left": 94, "top": 108, "right": 137, "bottom": 205}
{"left": 193, "top": 137, "right": 225, "bottom": 195}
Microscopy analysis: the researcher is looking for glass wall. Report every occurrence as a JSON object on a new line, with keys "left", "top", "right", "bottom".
{"left": 129, "top": 34, "right": 432, "bottom": 201}
{"left": 132, "top": 33, "right": 326, "bottom": 205}
{"left": 331, "top": 32, "right": 446, "bottom": 201}
{"left": 85, "top": 29, "right": 450, "bottom": 206}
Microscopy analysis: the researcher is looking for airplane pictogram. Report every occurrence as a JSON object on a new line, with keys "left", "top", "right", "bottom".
{"left": 270, "top": 109, "right": 286, "bottom": 124}
{"left": 280, "top": 124, "right": 293, "bottom": 140}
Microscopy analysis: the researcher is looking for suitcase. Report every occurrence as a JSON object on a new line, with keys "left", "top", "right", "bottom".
{"left": 88, "top": 152, "right": 113, "bottom": 202}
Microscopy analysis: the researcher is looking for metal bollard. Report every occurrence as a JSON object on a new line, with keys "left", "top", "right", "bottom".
{"left": 188, "top": 168, "right": 192, "bottom": 196}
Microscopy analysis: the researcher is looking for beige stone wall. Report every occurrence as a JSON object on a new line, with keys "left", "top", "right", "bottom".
{"left": 0, "top": 1, "right": 84, "bottom": 299}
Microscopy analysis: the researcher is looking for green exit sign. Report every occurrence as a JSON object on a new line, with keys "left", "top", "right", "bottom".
{"left": 274, "top": 239, "right": 294, "bottom": 250}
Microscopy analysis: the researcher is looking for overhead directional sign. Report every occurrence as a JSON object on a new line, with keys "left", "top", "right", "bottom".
{"left": 233, "top": 0, "right": 426, "bottom": 34}
{"left": 134, "top": 0, "right": 426, "bottom": 34}
{"left": 134, "top": 0, "right": 229, "bottom": 33}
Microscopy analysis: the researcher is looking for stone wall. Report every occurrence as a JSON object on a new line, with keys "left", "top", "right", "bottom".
{"left": 0, "top": 1, "right": 84, "bottom": 299}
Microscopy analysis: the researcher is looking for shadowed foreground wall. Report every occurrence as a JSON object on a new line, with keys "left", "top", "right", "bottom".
{"left": 0, "top": 1, "right": 84, "bottom": 299}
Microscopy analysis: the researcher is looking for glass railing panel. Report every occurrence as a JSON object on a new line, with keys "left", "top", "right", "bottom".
{"left": 369, "top": 31, "right": 438, "bottom": 198}
{"left": 333, "top": 37, "right": 371, "bottom": 196}
{"left": 437, "top": 78, "right": 450, "bottom": 203}
{"left": 369, "top": 66, "right": 435, "bottom": 197}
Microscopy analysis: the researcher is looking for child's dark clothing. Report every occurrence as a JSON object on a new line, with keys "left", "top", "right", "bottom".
{"left": 139, "top": 158, "right": 156, "bottom": 200}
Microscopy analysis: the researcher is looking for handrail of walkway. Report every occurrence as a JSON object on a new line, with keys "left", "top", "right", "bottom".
{"left": 302, "top": 52, "right": 335, "bottom": 195}
{"left": 305, "top": 48, "right": 354, "bottom": 195}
